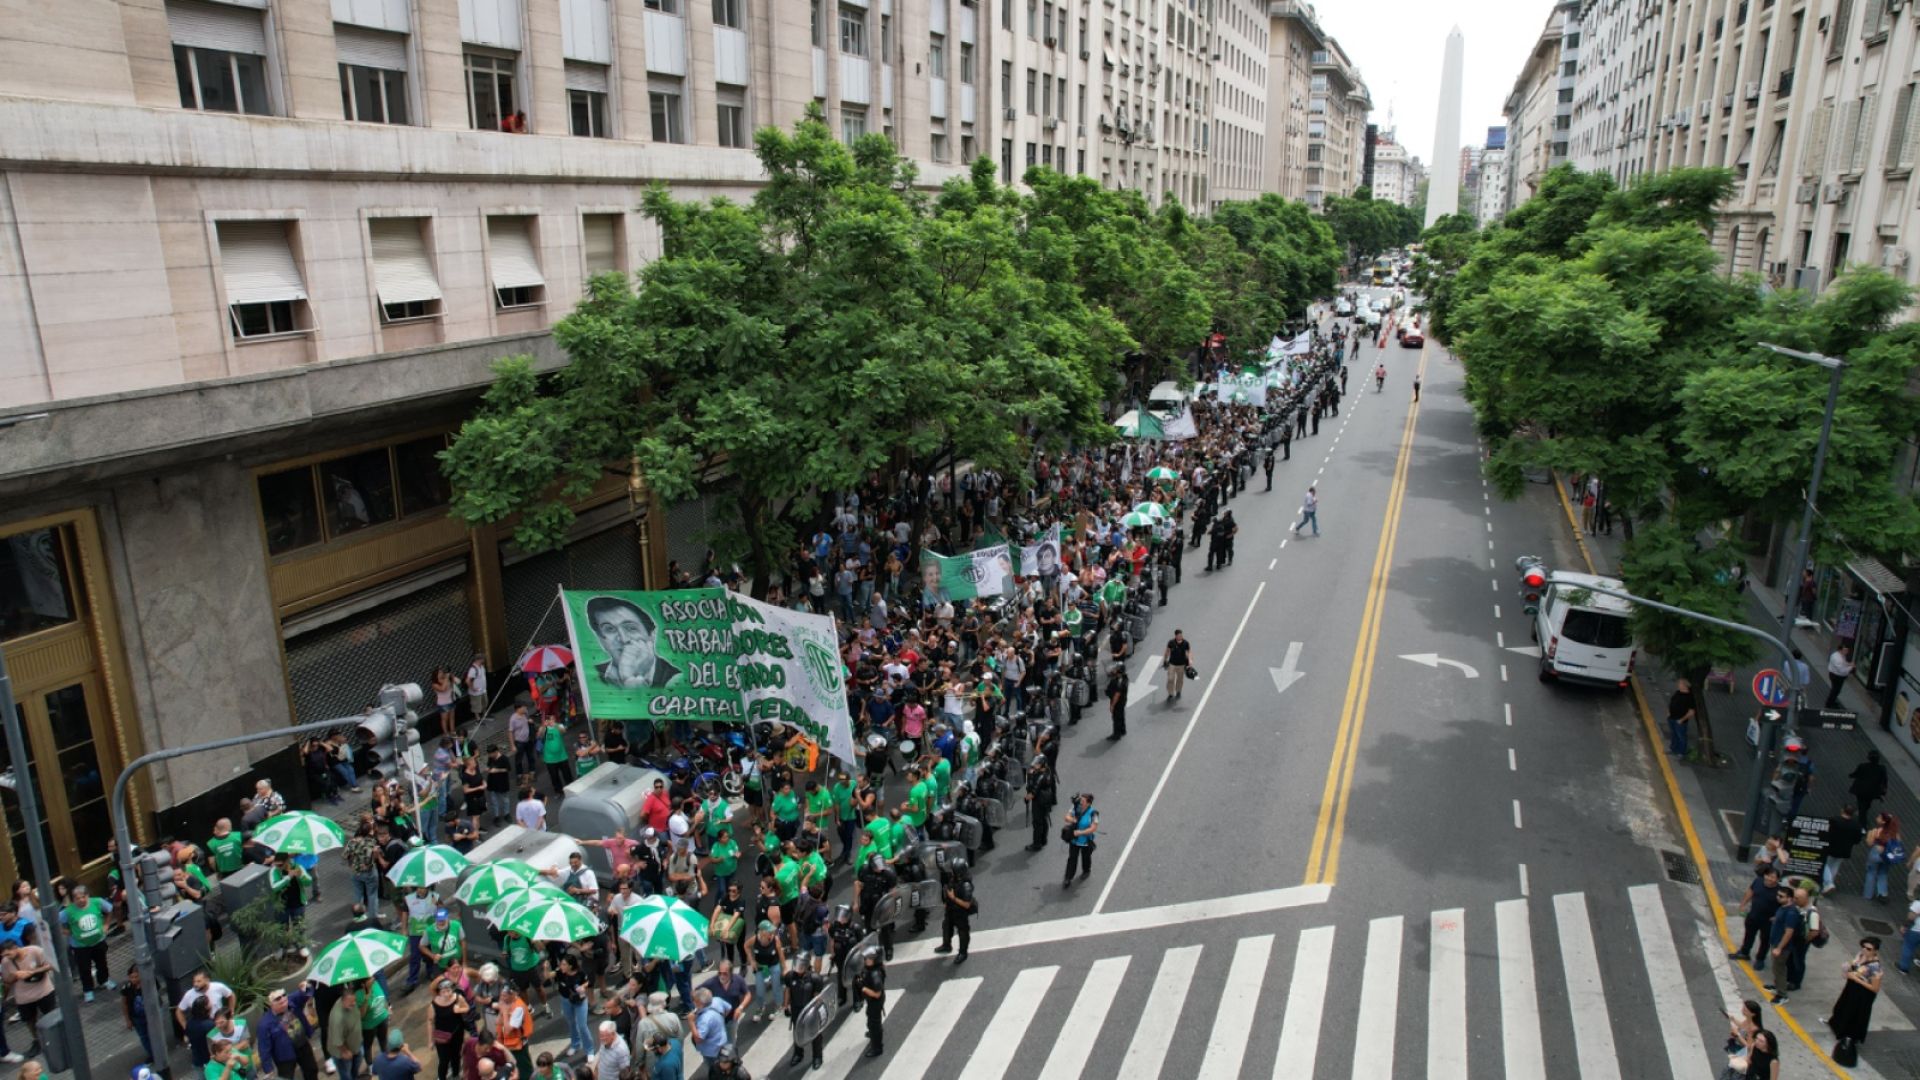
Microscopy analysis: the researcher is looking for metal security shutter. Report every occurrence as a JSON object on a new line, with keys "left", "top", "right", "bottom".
{"left": 167, "top": 0, "right": 268, "bottom": 53}
{"left": 500, "top": 521, "right": 644, "bottom": 655}
{"left": 336, "top": 24, "right": 408, "bottom": 70}
{"left": 217, "top": 221, "right": 308, "bottom": 304}
{"left": 370, "top": 218, "right": 443, "bottom": 304}
{"left": 582, "top": 214, "right": 619, "bottom": 274}
{"left": 564, "top": 61, "right": 609, "bottom": 93}
{"left": 487, "top": 217, "right": 545, "bottom": 289}
{"left": 283, "top": 574, "right": 475, "bottom": 727}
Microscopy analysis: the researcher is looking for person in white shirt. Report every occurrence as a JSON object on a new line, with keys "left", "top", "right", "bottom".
{"left": 545, "top": 853, "right": 599, "bottom": 908}
{"left": 515, "top": 789, "right": 547, "bottom": 832}
{"left": 465, "top": 655, "right": 488, "bottom": 721}
{"left": 1826, "top": 644, "right": 1857, "bottom": 709}
{"left": 175, "top": 972, "right": 236, "bottom": 1029}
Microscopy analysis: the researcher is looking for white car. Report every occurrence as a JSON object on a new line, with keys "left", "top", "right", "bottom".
{"left": 1533, "top": 571, "right": 1636, "bottom": 688}
{"left": 1335, "top": 299, "right": 1354, "bottom": 316}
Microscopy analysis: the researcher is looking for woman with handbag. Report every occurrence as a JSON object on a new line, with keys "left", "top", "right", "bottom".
{"left": 427, "top": 978, "right": 469, "bottom": 1080}
{"left": 1864, "top": 813, "right": 1903, "bottom": 902}
{"left": 1718, "top": 1000, "right": 1761, "bottom": 1080}
{"left": 1826, "top": 936, "right": 1884, "bottom": 1063}
{"left": 1744, "top": 1028, "right": 1779, "bottom": 1079}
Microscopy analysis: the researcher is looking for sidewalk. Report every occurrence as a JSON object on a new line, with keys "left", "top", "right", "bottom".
{"left": 1556, "top": 476, "right": 1920, "bottom": 1078}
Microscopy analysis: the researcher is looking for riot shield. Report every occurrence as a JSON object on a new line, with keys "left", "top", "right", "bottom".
{"left": 953, "top": 811, "right": 984, "bottom": 851}
{"left": 870, "top": 886, "right": 908, "bottom": 929}
{"left": 838, "top": 934, "right": 880, "bottom": 995}
{"left": 793, "top": 989, "right": 836, "bottom": 1046}
{"left": 972, "top": 796, "right": 1006, "bottom": 827}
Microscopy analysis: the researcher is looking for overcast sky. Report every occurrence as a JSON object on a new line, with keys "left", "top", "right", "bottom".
{"left": 1308, "top": 0, "right": 1562, "bottom": 170}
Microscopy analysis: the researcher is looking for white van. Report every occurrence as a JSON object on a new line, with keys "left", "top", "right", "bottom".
{"left": 1533, "top": 571, "right": 1637, "bottom": 688}
{"left": 1146, "top": 381, "right": 1191, "bottom": 417}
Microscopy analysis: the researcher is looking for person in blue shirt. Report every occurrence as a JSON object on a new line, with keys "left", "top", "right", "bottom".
{"left": 1062, "top": 792, "right": 1099, "bottom": 888}
{"left": 253, "top": 990, "right": 299, "bottom": 1080}
{"left": 645, "top": 1033, "right": 683, "bottom": 1080}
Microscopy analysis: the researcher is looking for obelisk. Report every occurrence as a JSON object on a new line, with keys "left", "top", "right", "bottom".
{"left": 1425, "top": 27, "right": 1465, "bottom": 228}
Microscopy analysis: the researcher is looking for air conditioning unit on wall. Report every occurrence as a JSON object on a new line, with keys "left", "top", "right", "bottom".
{"left": 1795, "top": 180, "right": 1818, "bottom": 202}
{"left": 1822, "top": 181, "right": 1847, "bottom": 203}
{"left": 1882, "top": 245, "right": 1910, "bottom": 268}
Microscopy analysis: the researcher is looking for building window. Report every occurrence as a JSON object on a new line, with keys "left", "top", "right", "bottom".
{"left": 717, "top": 102, "right": 749, "bottom": 147}
{"left": 811, "top": 0, "right": 821, "bottom": 46}
{"left": 644, "top": 0, "right": 680, "bottom": 11}
{"left": 569, "top": 89, "right": 609, "bottom": 137}
{"left": 931, "top": 131, "right": 949, "bottom": 160}
{"left": 1028, "top": 0, "right": 1038, "bottom": 37}
{"left": 1001, "top": 60, "right": 1012, "bottom": 102}
{"left": 1027, "top": 68, "right": 1038, "bottom": 114}
{"left": 712, "top": 0, "right": 741, "bottom": 29}
{"left": 319, "top": 449, "right": 400, "bottom": 538}
{"left": 962, "top": 134, "right": 975, "bottom": 161}
{"left": 1002, "top": 0, "right": 1011, "bottom": 30}
{"left": 842, "top": 107, "right": 867, "bottom": 144}
{"left": 1026, "top": 141, "right": 1036, "bottom": 166}
{"left": 464, "top": 51, "right": 517, "bottom": 131}
{"left": 0, "top": 527, "right": 78, "bottom": 642}
{"left": 1042, "top": 144, "right": 1053, "bottom": 167}
{"left": 1002, "top": 138, "right": 1013, "bottom": 181}
{"left": 1077, "top": 148, "right": 1086, "bottom": 174}
{"left": 369, "top": 217, "right": 443, "bottom": 322}
{"left": 394, "top": 435, "right": 454, "bottom": 517}
{"left": 340, "top": 62, "right": 408, "bottom": 124}
{"left": 881, "top": 14, "right": 892, "bottom": 57}
{"left": 168, "top": 0, "right": 271, "bottom": 114}
{"left": 649, "top": 88, "right": 685, "bottom": 143}
{"left": 583, "top": 213, "right": 623, "bottom": 276}
{"left": 1043, "top": 76, "right": 1052, "bottom": 116}
{"left": 839, "top": 6, "right": 867, "bottom": 56}
{"left": 217, "top": 220, "right": 308, "bottom": 341}
{"left": 956, "top": 43, "right": 973, "bottom": 84}
{"left": 930, "top": 35, "right": 946, "bottom": 79}
{"left": 486, "top": 216, "right": 546, "bottom": 309}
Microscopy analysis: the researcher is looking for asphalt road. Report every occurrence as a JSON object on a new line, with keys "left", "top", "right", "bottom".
{"left": 717, "top": 291, "right": 1755, "bottom": 1079}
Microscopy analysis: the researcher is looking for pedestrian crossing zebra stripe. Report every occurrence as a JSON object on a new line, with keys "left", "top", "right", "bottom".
{"left": 731, "top": 884, "right": 1726, "bottom": 1080}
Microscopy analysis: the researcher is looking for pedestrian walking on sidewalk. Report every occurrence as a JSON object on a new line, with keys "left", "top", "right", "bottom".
{"left": 1864, "top": 813, "right": 1904, "bottom": 903}
{"left": 1826, "top": 644, "right": 1856, "bottom": 709}
{"left": 1897, "top": 901, "right": 1920, "bottom": 972}
{"left": 1850, "top": 750, "right": 1889, "bottom": 820}
{"left": 1291, "top": 487, "right": 1319, "bottom": 537}
{"left": 1824, "top": 806, "right": 1864, "bottom": 895}
{"left": 1765, "top": 888, "right": 1815, "bottom": 1003}
{"left": 1825, "top": 937, "right": 1883, "bottom": 1059}
{"left": 1666, "top": 679, "right": 1696, "bottom": 758}
{"left": 1732, "top": 868, "right": 1784, "bottom": 967}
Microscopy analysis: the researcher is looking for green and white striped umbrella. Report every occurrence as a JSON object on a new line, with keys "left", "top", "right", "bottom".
{"left": 453, "top": 861, "right": 539, "bottom": 907}
{"left": 1146, "top": 466, "right": 1179, "bottom": 482}
{"left": 617, "top": 895, "right": 710, "bottom": 962}
{"left": 252, "top": 812, "right": 346, "bottom": 855}
{"left": 505, "top": 898, "right": 601, "bottom": 943}
{"left": 385, "top": 845, "right": 471, "bottom": 888}
{"left": 1119, "top": 511, "right": 1157, "bottom": 528}
{"left": 310, "top": 930, "right": 407, "bottom": 985}
{"left": 1130, "top": 502, "right": 1168, "bottom": 520}
{"left": 485, "top": 880, "right": 573, "bottom": 926}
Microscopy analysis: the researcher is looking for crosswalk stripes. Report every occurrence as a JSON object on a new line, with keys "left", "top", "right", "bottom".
{"left": 734, "top": 882, "right": 1725, "bottom": 1080}
{"left": 1351, "top": 916, "right": 1404, "bottom": 1078}
{"left": 1118, "top": 946, "right": 1201, "bottom": 1080}
{"left": 1037, "top": 954, "right": 1129, "bottom": 1079}
{"left": 1428, "top": 909, "right": 1468, "bottom": 1079}
{"left": 1495, "top": 899, "right": 1547, "bottom": 1079}
{"left": 880, "top": 977, "right": 981, "bottom": 1080}
{"left": 956, "top": 966, "right": 1058, "bottom": 1080}
{"left": 1554, "top": 892, "right": 1622, "bottom": 1080}
{"left": 1196, "top": 934, "right": 1274, "bottom": 1078}
{"left": 1629, "top": 883, "right": 1716, "bottom": 1080}
{"left": 1273, "top": 924, "right": 1335, "bottom": 1077}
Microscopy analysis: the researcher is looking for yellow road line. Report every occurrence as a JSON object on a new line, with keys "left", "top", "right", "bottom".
{"left": 1305, "top": 344, "right": 1428, "bottom": 885}
{"left": 1549, "top": 474, "right": 1851, "bottom": 1078}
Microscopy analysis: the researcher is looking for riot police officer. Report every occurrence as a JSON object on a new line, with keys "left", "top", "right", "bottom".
{"left": 858, "top": 949, "right": 887, "bottom": 1058}
{"left": 784, "top": 960, "right": 828, "bottom": 1070}
{"left": 854, "top": 854, "right": 899, "bottom": 960}
{"left": 829, "top": 905, "right": 863, "bottom": 1006}
{"left": 1024, "top": 756, "right": 1058, "bottom": 852}
{"left": 932, "top": 858, "right": 977, "bottom": 964}
{"left": 957, "top": 783, "right": 996, "bottom": 853}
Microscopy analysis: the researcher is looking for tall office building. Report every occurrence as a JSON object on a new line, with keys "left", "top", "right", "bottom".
{"left": 1266, "top": 1, "right": 1371, "bottom": 206}
{"left": 1503, "top": 2, "right": 1579, "bottom": 212}
{"left": 1425, "top": 25, "right": 1465, "bottom": 226}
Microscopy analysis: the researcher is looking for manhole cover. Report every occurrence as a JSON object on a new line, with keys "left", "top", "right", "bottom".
{"left": 1662, "top": 850, "right": 1700, "bottom": 884}
{"left": 1860, "top": 918, "right": 1897, "bottom": 936}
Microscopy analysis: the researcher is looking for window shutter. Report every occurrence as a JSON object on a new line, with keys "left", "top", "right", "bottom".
{"left": 370, "top": 218, "right": 442, "bottom": 305}
{"left": 1903, "top": 86, "right": 1920, "bottom": 168}
{"left": 218, "top": 221, "right": 308, "bottom": 305}
{"left": 335, "top": 24, "right": 408, "bottom": 69}
{"left": 582, "top": 215, "right": 619, "bottom": 274}
{"left": 1804, "top": 101, "right": 1833, "bottom": 174}
{"left": 459, "top": 0, "right": 524, "bottom": 49}
{"left": 167, "top": 0, "right": 268, "bottom": 53}
{"left": 1828, "top": 0, "right": 1854, "bottom": 57}
{"left": 332, "top": 0, "right": 410, "bottom": 33}
{"left": 1852, "top": 92, "right": 1879, "bottom": 172}
{"left": 564, "top": 61, "right": 609, "bottom": 93}
{"left": 1826, "top": 100, "right": 1855, "bottom": 174}
{"left": 1863, "top": 0, "right": 1887, "bottom": 36}
{"left": 487, "top": 217, "right": 544, "bottom": 289}
{"left": 1888, "top": 85, "right": 1914, "bottom": 167}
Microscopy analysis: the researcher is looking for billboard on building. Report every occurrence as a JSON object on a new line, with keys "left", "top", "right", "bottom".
{"left": 1486, "top": 125, "right": 1508, "bottom": 150}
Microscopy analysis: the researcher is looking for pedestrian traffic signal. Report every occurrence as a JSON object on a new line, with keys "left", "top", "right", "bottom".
{"left": 131, "top": 847, "right": 177, "bottom": 910}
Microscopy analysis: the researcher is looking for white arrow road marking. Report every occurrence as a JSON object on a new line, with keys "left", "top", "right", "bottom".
{"left": 1506, "top": 645, "right": 1542, "bottom": 658}
{"left": 1128, "top": 655, "right": 1164, "bottom": 707}
{"left": 1270, "top": 641, "right": 1306, "bottom": 695}
{"left": 1398, "top": 653, "right": 1481, "bottom": 678}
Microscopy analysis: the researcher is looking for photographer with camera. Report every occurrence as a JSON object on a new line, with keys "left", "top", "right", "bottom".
{"left": 1061, "top": 793, "right": 1100, "bottom": 889}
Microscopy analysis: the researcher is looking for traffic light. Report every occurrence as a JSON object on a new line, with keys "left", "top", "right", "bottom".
{"left": 1515, "top": 556, "right": 1548, "bottom": 615}
{"left": 131, "top": 846, "right": 177, "bottom": 910}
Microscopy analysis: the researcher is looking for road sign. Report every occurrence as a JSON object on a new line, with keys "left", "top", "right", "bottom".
{"left": 1752, "top": 669, "right": 1792, "bottom": 708}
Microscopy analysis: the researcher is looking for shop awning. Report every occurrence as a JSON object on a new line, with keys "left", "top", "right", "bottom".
{"left": 1848, "top": 556, "right": 1907, "bottom": 596}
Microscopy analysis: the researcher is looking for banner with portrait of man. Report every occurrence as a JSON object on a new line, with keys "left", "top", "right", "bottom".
{"left": 920, "top": 545, "right": 1016, "bottom": 605}
{"left": 1015, "top": 525, "right": 1063, "bottom": 580}
{"left": 558, "top": 588, "right": 856, "bottom": 766}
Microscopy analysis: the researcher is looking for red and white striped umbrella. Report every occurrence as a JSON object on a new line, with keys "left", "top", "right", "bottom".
{"left": 517, "top": 644, "right": 576, "bottom": 673}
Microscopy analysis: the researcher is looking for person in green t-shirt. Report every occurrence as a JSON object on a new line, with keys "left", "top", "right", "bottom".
{"left": 704, "top": 828, "right": 740, "bottom": 894}
{"left": 771, "top": 780, "right": 802, "bottom": 844}
{"left": 353, "top": 979, "right": 389, "bottom": 1060}
{"left": 538, "top": 718, "right": 572, "bottom": 794}
{"left": 702, "top": 793, "right": 732, "bottom": 840}
{"left": 420, "top": 910, "right": 465, "bottom": 973}
{"left": 829, "top": 772, "right": 857, "bottom": 865}
{"left": 805, "top": 781, "right": 834, "bottom": 836}
{"left": 930, "top": 755, "right": 953, "bottom": 802}
{"left": 65, "top": 884, "right": 114, "bottom": 999}
{"left": 901, "top": 766, "right": 930, "bottom": 839}
{"left": 800, "top": 845, "right": 829, "bottom": 896}
{"left": 503, "top": 930, "right": 549, "bottom": 1013}
{"left": 206, "top": 819, "right": 245, "bottom": 875}
{"left": 772, "top": 850, "right": 802, "bottom": 905}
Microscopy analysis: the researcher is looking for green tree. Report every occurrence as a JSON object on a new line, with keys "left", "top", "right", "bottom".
{"left": 1618, "top": 523, "right": 1759, "bottom": 762}
{"left": 442, "top": 112, "right": 1126, "bottom": 595}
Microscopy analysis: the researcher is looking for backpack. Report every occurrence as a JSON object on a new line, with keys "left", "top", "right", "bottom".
{"left": 1886, "top": 838, "right": 1907, "bottom": 866}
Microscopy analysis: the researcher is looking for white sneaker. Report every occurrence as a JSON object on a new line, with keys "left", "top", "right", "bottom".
{"left": 1, "top": 1052, "right": 22, "bottom": 1063}
{"left": 325, "top": 1062, "right": 338, "bottom": 1075}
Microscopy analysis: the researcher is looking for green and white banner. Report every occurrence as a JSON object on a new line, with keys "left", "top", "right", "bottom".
{"left": 921, "top": 545, "right": 1016, "bottom": 605}
{"left": 558, "top": 589, "right": 856, "bottom": 766}
{"left": 1212, "top": 369, "right": 1270, "bottom": 407}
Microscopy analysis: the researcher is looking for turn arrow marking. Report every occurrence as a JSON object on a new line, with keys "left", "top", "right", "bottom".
{"left": 1398, "top": 653, "right": 1481, "bottom": 679}
{"left": 1270, "top": 641, "right": 1306, "bottom": 694}
{"left": 1128, "top": 656, "right": 1164, "bottom": 707}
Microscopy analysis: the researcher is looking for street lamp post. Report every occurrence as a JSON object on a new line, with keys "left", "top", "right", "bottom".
{"left": 1740, "top": 343, "right": 1846, "bottom": 860}
{"left": 0, "top": 652, "right": 92, "bottom": 1080}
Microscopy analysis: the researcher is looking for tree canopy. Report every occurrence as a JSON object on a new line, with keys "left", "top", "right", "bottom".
{"left": 1322, "top": 189, "right": 1421, "bottom": 265}
{"left": 441, "top": 110, "right": 1340, "bottom": 593}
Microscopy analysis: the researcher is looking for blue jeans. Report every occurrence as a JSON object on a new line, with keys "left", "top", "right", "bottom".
{"left": 752, "top": 965, "right": 783, "bottom": 1017}
{"left": 132, "top": 1017, "right": 153, "bottom": 1063}
{"left": 560, "top": 997, "right": 592, "bottom": 1055}
{"left": 418, "top": 804, "right": 442, "bottom": 845}
{"left": 488, "top": 791, "right": 512, "bottom": 821}
{"left": 1666, "top": 718, "right": 1689, "bottom": 756}
{"left": 1900, "top": 926, "right": 1920, "bottom": 972}
{"left": 333, "top": 762, "right": 358, "bottom": 790}
{"left": 406, "top": 934, "right": 425, "bottom": 987}
{"left": 1865, "top": 856, "right": 1891, "bottom": 899}
{"left": 333, "top": 1055, "right": 361, "bottom": 1080}
{"left": 1295, "top": 509, "right": 1318, "bottom": 536}
{"left": 353, "top": 871, "right": 382, "bottom": 914}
